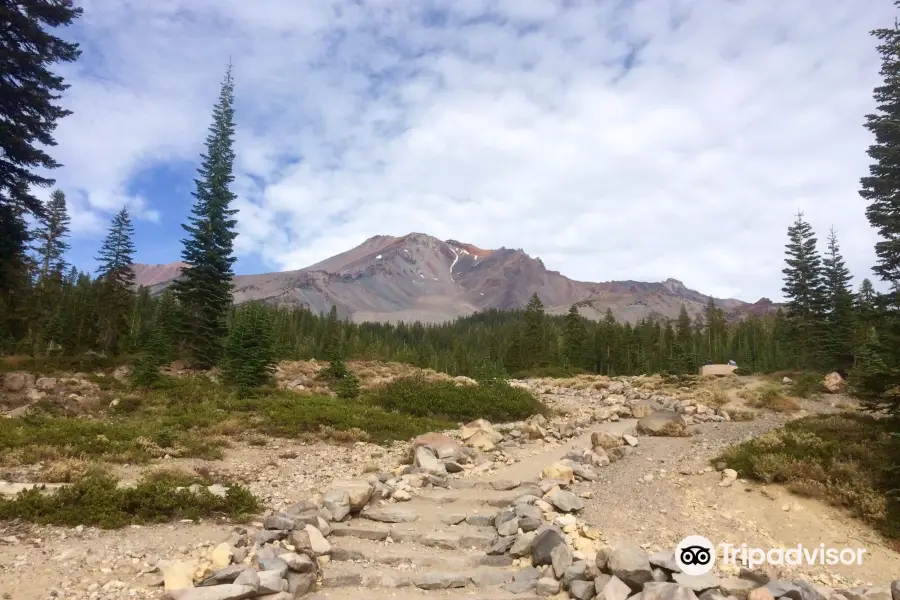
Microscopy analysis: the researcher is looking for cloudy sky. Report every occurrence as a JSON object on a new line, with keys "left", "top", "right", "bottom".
{"left": 48, "top": 0, "right": 893, "bottom": 301}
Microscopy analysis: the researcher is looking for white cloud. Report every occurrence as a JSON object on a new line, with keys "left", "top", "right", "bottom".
{"left": 52, "top": 0, "right": 895, "bottom": 300}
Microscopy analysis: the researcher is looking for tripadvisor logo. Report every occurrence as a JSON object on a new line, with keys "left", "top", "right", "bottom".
{"left": 675, "top": 535, "right": 716, "bottom": 575}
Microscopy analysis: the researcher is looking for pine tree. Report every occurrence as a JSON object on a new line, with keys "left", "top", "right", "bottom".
{"left": 33, "top": 190, "right": 71, "bottom": 281}
{"left": 173, "top": 65, "right": 239, "bottom": 369}
{"left": 95, "top": 207, "right": 136, "bottom": 353}
{"left": 781, "top": 211, "right": 827, "bottom": 369}
{"left": 675, "top": 305, "right": 695, "bottom": 373}
{"left": 324, "top": 305, "right": 347, "bottom": 378}
{"left": 523, "top": 293, "right": 547, "bottom": 369}
{"left": 822, "top": 228, "right": 856, "bottom": 372}
{"left": 222, "top": 302, "right": 276, "bottom": 392}
{"left": 562, "top": 304, "right": 588, "bottom": 370}
{"left": 0, "top": 1, "right": 82, "bottom": 342}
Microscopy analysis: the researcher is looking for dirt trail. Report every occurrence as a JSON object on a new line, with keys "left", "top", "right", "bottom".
{"left": 2, "top": 376, "right": 898, "bottom": 599}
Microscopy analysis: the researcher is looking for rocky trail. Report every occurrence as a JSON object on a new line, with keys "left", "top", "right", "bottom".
{"left": 1, "top": 374, "right": 899, "bottom": 600}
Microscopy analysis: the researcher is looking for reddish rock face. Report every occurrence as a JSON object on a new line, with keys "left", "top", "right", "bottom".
{"left": 131, "top": 233, "right": 777, "bottom": 324}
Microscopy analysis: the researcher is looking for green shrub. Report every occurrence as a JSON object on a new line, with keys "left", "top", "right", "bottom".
{"left": 364, "top": 375, "right": 546, "bottom": 422}
{"left": 791, "top": 372, "right": 825, "bottom": 398}
{"left": 717, "top": 413, "right": 897, "bottom": 536}
{"left": 0, "top": 471, "right": 259, "bottom": 528}
{"left": 222, "top": 302, "right": 276, "bottom": 391}
{"left": 332, "top": 373, "right": 361, "bottom": 399}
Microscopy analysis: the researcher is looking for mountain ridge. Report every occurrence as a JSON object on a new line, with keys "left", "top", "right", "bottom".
{"left": 135, "top": 233, "right": 777, "bottom": 324}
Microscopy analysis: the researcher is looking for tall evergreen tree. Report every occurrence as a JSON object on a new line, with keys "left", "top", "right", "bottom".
{"left": 33, "top": 190, "right": 71, "bottom": 280}
{"left": 0, "top": 0, "right": 82, "bottom": 341}
{"left": 674, "top": 304, "right": 695, "bottom": 373}
{"left": 781, "top": 211, "right": 827, "bottom": 368}
{"left": 173, "top": 64, "right": 239, "bottom": 369}
{"left": 95, "top": 208, "right": 136, "bottom": 353}
{"left": 822, "top": 228, "right": 856, "bottom": 371}
{"left": 523, "top": 293, "right": 547, "bottom": 369}
{"left": 562, "top": 304, "right": 588, "bottom": 370}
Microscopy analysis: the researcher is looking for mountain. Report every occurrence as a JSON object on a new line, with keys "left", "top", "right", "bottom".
{"left": 135, "top": 233, "right": 776, "bottom": 324}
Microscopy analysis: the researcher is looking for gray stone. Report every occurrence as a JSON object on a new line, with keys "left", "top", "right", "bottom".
{"left": 515, "top": 503, "right": 543, "bottom": 520}
{"left": 642, "top": 582, "right": 701, "bottom": 600}
{"left": 414, "top": 446, "right": 448, "bottom": 475}
{"left": 596, "top": 547, "right": 610, "bottom": 571}
{"left": 441, "top": 513, "right": 467, "bottom": 525}
{"left": 892, "top": 581, "right": 900, "bottom": 600}
{"left": 545, "top": 489, "right": 584, "bottom": 512}
{"left": 790, "top": 581, "right": 827, "bottom": 600}
{"left": 420, "top": 531, "right": 461, "bottom": 550}
{"left": 254, "top": 530, "right": 288, "bottom": 544}
{"left": 607, "top": 546, "right": 653, "bottom": 588}
{"left": 257, "top": 570, "right": 288, "bottom": 594}
{"left": 491, "top": 479, "right": 520, "bottom": 490}
{"left": 520, "top": 516, "right": 542, "bottom": 532}
{"left": 467, "top": 514, "right": 495, "bottom": 527}
{"left": 233, "top": 569, "right": 260, "bottom": 589}
{"left": 649, "top": 550, "right": 681, "bottom": 573}
{"left": 330, "top": 521, "right": 390, "bottom": 541}
{"left": 281, "top": 552, "right": 315, "bottom": 573}
{"left": 536, "top": 577, "right": 561, "bottom": 596}
{"left": 471, "top": 569, "right": 514, "bottom": 586}
{"left": 286, "top": 571, "right": 316, "bottom": 595}
{"left": 323, "top": 489, "right": 351, "bottom": 521}
{"left": 497, "top": 516, "right": 521, "bottom": 536}
{"left": 570, "top": 580, "right": 596, "bottom": 600}
{"left": 531, "top": 526, "right": 566, "bottom": 566}
{"left": 652, "top": 567, "right": 668, "bottom": 582}
{"left": 863, "top": 588, "right": 893, "bottom": 600}
{"left": 674, "top": 572, "right": 722, "bottom": 592}
{"left": 719, "top": 577, "right": 759, "bottom": 600}
{"left": 510, "top": 531, "right": 536, "bottom": 557}
{"left": 488, "top": 535, "right": 517, "bottom": 555}
{"left": 323, "top": 573, "right": 363, "bottom": 587}
{"left": 563, "top": 560, "right": 597, "bottom": 589}
{"left": 476, "top": 555, "right": 514, "bottom": 567}
{"left": 637, "top": 411, "right": 688, "bottom": 436}
{"left": 412, "top": 571, "right": 468, "bottom": 590}
{"left": 600, "top": 575, "right": 633, "bottom": 600}
{"left": 573, "top": 464, "right": 600, "bottom": 480}
{"left": 257, "top": 557, "right": 289, "bottom": 578}
{"left": 460, "top": 530, "right": 495, "bottom": 548}
{"left": 263, "top": 514, "right": 297, "bottom": 531}
{"left": 170, "top": 585, "right": 257, "bottom": 600}
{"left": 362, "top": 506, "right": 419, "bottom": 523}
{"left": 764, "top": 582, "right": 804, "bottom": 600}
{"left": 551, "top": 543, "right": 573, "bottom": 579}
{"left": 199, "top": 564, "right": 251, "bottom": 586}
{"left": 256, "top": 593, "right": 292, "bottom": 600}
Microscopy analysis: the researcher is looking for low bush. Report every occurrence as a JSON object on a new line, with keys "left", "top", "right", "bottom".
{"left": 791, "top": 372, "right": 825, "bottom": 398}
{"left": 717, "top": 413, "right": 897, "bottom": 536}
{"left": 0, "top": 471, "right": 260, "bottom": 528}
{"left": 364, "top": 375, "right": 546, "bottom": 422}
{"left": 744, "top": 384, "right": 801, "bottom": 413}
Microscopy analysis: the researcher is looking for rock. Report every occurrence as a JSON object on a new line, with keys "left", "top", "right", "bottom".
{"left": 258, "top": 557, "right": 287, "bottom": 576}
{"left": 35, "top": 376, "right": 57, "bottom": 390}
{"left": 199, "top": 565, "right": 250, "bottom": 587}
{"left": 824, "top": 372, "right": 843, "bottom": 393}
{"left": 623, "top": 434, "right": 639, "bottom": 446}
{"left": 491, "top": 478, "right": 520, "bottom": 491}
{"left": 209, "top": 543, "right": 233, "bottom": 569}
{"left": 674, "top": 572, "right": 722, "bottom": 592}
{"left": 892, "top": 581, "right": 900, "bottom": 600}
{"left": 3, "top": 372, "right": 33, "bottom": 392}
{"left": 328, "top": 480, "right": 374, "bottom": 512}
{"left": 488, "top": 535, "right": 517, "bottom": 555}
{"left": 551, "top": 543, "right": 573, "bottom": 578}
{"left": 749, "top": 589, "right": 776, "bottom": 600}
{"left": 510, "top": 531, "right": 537, "bottom": 557}
{"left": 562, "top": 561, "right": 597, "bottom": 588}
{"left": 466, "top": 430, "right": 497, "bottom": 451}
{"left": 412, "top": 571, "right": 468, "bottom": 590}
{"left": 636, "top": 411, "right": 688, "bottom": 436}
{"left": 600, "top": 575, "right": 634, "bottom": 600}
{"left": 570, "top": 580, "right": 596, "bottom": 600}
{"left": 168, "top": 585, "right": 257, "bottom": 600}
{"left": 607, "top": 546, "right": 653, "bottom": 588}
{"left": 264, "top": 514, "right": 296, "bottom": 531}
{"left": 362, "top": 506, "right": 419, "bottom": 523}
{"left": 159, "top": 560, "right": 196, "bottom": 592}
{"left": 720, "top": 577, "right": 758, "bottom": 600}
{"left": 461, "top": 418, "right": 500, "bottom": 441}
{"left": 441, "top": 513, "right": 467, "bottom": 525}
{"left": 497, "top": 516, "right": 520, "bottom": 536}
{"left": 649, "top": 551, "right": 681, "bottom": 573}
{"left": 322, "top": 489, "right": 351, "bottom": 521}
{"left": 410, "top": 432, "right": 465, "bottom": 461}
{"left": 591, "top": 431, "right": 622, "bottom": 450}
{"left": 542, "top": 461, "right": 575, "bottom": 483}
{"left": 531, "top": 526, "right": 566, "bottom": 566}
{"left": 719, "top": 469, "right": 738, "bottom": 487}
{"left": 286, "top": 572, "right": 316, "bottom": 595}
{"left": 536, "top": 577, "right": 561, "bottom": 596}
{"left": 233, "top": 568, "right": 259, "bottom": 588}
{"left": 764, "top": 582, "right": 804, "bottom": 600}
{"left": 332, "top": 521, "right": 390, "bottom": 541}
{"left": 303, "top": 524, "right": 331, "bottom": 555}
{"left": 719, "top": 402, "right": 756, "bottom": 422}
{"left": 414, "top": 445, "right": 448, "bottom": 474}
{"left": 545, "top": 488, "right": 584, "bottom": 512}
{"left": 470, "top": 569, "right": 514, "bottom": 586}
{"left": 280, "top": 553, "right": 315, "bottom": 573}
{"left": 257, "top": 570, "right": 288, "bottom": 594}
{"left": 642, "top": 582, "right": 701, "bottom": 600}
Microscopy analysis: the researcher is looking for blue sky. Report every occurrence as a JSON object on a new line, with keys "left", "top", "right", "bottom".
{"left": 44, "top": 0, "right": 896, "bottom": 300}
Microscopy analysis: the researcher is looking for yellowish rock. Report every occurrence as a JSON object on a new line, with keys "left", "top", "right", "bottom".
{"left": 159, "top": 560, "right": 196, "bottom": 592}
{"left": 573, "top": 537, "right": 598, "bottom": 559}
{"left": 542, "top": 462, "right": 574, "bottom": 484}
{"left": 580, "top": 524, "right": 601, "bottom": 540}
{"left": 465, "top": 430, "right": 496, "bottom": 451}
{"left": 209, "top": 542, "right": 233, "bottom": 570}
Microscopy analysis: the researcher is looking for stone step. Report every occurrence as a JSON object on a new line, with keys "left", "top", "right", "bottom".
{"left": 330, "top": 534, "right": 515, "bottom": 570}
{"left": 321, "top": 561, "right": 540, "bottom": 593}
{"left": 330, "top": 519, "right": 498, "bottom": 550}
{"left": 404, "top": 485, "right": 541, "bottom": 508}
{"left": 310, "top": 588, "right": 541, "bottom": 600}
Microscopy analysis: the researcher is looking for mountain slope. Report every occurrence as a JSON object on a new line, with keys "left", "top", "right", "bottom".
{"left": 134, "top": 233, "right": 774, "bottom": 324}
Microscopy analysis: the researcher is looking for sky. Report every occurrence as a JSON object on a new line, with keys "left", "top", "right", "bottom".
{"left": 44, "top": 0, "right": 895, "bottom": 302}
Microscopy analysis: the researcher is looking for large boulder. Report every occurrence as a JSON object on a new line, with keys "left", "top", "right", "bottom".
{"left": 410, "top": 432, "right": 465, "bottom": 462}
{"left": 461, "top": 419, "right": 503, "bottom": 444}
{"left": 636, "top": 411, "right": 688, "bottom": 436}
{"left": 607, "top": 546, "right": 653, "bottom": 588}
{"left": 324, "top": 480, "right": 373, "bottom": 513}
{"left": 824, "top": 371, "right": 843, "bottom": 393}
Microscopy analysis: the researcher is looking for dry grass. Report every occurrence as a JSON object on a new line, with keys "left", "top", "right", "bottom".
{"left": 743, "top": 384, "right": 801, "bottom": 413}
{"left": 273, "top": 359, "right": 465, "bottom": 394}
